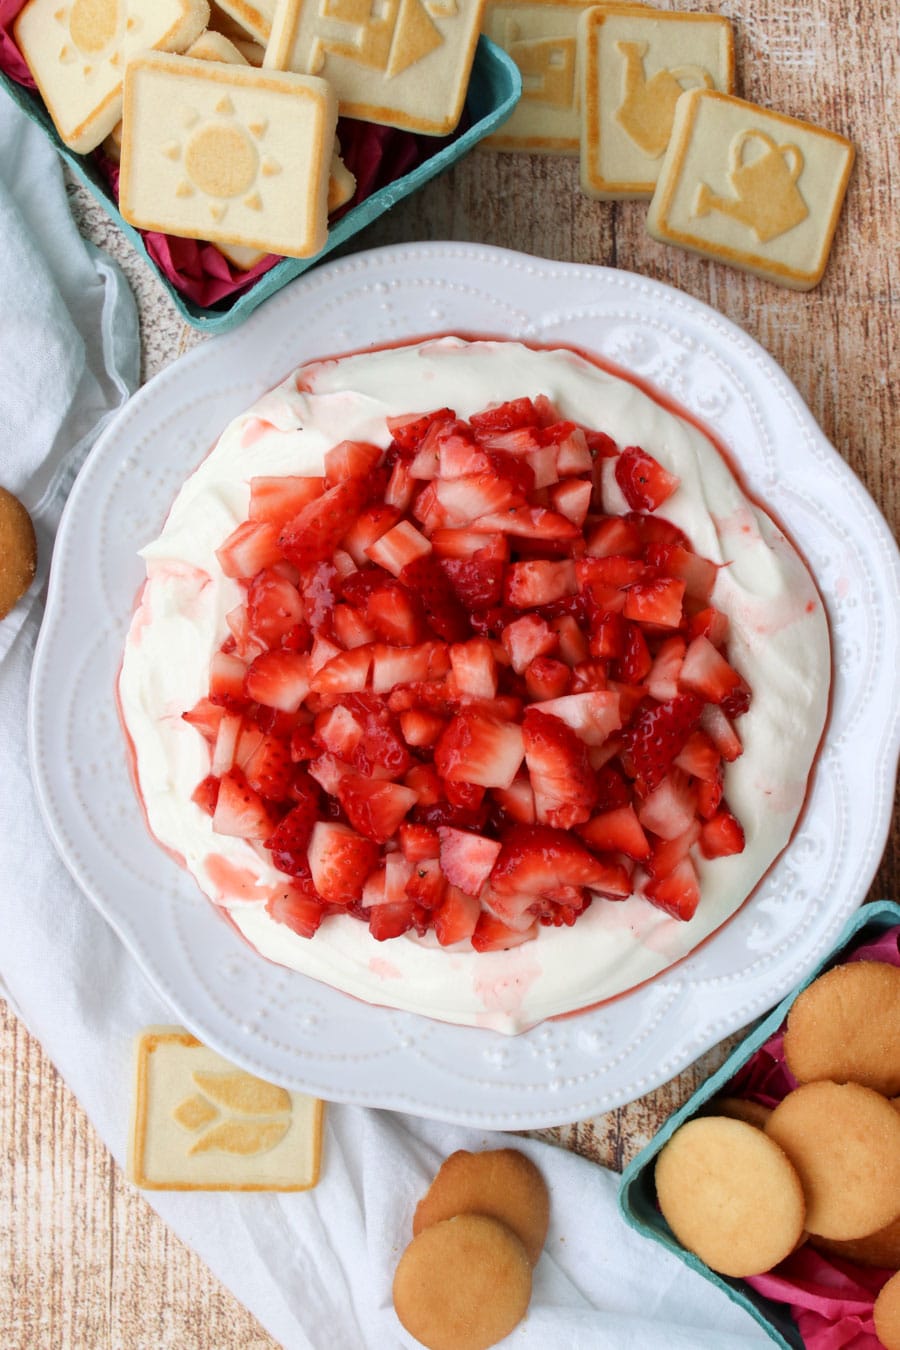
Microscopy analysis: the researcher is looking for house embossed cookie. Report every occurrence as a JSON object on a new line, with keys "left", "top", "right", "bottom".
{"left": 647, "top": 90, "right": 855, "bottom": 290}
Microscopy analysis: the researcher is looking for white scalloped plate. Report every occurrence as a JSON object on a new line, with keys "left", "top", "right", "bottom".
{"left": 29, "top": 244, "right": 900, "bottom": 1128}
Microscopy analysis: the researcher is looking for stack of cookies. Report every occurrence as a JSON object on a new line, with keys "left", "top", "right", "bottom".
{"left": 13, "top": 0, "right": 489, "bottom": 261}
{"left": 480, "top": 0, "right": 854, "bottom": 289}
{"left": 652, "top": 959, "right": 900, "bottom": 1335}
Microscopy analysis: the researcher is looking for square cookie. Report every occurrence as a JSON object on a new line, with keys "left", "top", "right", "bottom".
{"left": 214, "top": 0, "right": 279, "bottom": 42}
{"left": 128, "top": 1027, "right": 324, "bottom": 1191}
{"left": 647, "top": 89, "right": 855, "bottom": 290}
{"left": 580, "top": 6, "right": 734, "bottom": 200}
{"left": 119, "top": 52, "right": 337, "bottom": 259}
{"left": 14, "top": 0, "right": 210, "bottom": 153}
{"left": 265, "top": 0, "right": 487, "bottom": 134}
{"left": 480, "top": 0, "right": 585, "bottom": 153}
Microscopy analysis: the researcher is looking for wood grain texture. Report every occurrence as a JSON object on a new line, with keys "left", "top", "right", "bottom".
{"left": 2, "top": 0, "right": 898, "bottom": 1343}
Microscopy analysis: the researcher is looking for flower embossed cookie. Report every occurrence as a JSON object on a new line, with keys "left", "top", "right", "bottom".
{"left": 579, "top": 6, "right": 734, "bottom": 200}
{"left": 647, "top": 89, "right": 855, "bottom": 289}
{"left": 265, "top": 0, "right": 488, "bottom": 133}
{"left": 127, "top": 1026, "right": 324, "bottom": 1190}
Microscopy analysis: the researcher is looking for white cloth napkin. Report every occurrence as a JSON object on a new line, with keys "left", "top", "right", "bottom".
{"left": 0, "top": 97, "right": 771, "bottom": 1349}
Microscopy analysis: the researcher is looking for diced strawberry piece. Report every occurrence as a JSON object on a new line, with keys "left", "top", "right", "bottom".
{"left": 191, "top": 775, "right": 219, "bottom": 816}
{"left": 721, "top": 681, "right": 752, "bottom": 721}
{"left": 337, "top": 775, "right": 418, "bottom": 843}
{"left": 404, "top": 762, "right": 444, "bottom": 805}
{"left": 309, "top": 646, "right": 372, "bottom": 694}
{"left": 549, "top": 478, "right": 592, "bottom": 526}
{"left": 570, "top": 661, "right": 611, "bottom": 694}
{"left": 594, "top": 764, "right": 631, "bottom": 811}
{"left": 615, "top": 447, "right": 680, "bottom": 511}
{"left": 279, "top": 477, "right": 370, "bottom": 570}
{"left": 249, "top": 475, "right": 325, "bottom": 526}
{"left": 490, "top": 824, "right": 621, "bottom": 897}
{"left": 612, "top": 622, "right": 652, "bottom": 683}
{"left": 444, "top": 778, "right": 486, "bottom": 812}
{"left": 644, "top": 856, "right": 701, "bottom": 921}
{"left": 437, "top": 827, "right": 502, "bottom": 895}
{"left": 647, "top": 542, "right": 718, "bottom": 602}
{"left": 209, "top": 650, "right": 248, "bottom": 706}
{"left": 638, "top": 770, "right": 698, "bottom": 840}
{"left": 585, "top": 517, "right": 642, "bottom": 558}
{"left": 524, "top": 655, "right": 571, "bottom": 701}
{"left": 314, "top": 705, "right": 363, "bottom": 759}
{"left": 673, "top": 729, "right": 721, "bottom": 781}
{"left": 244, "top": 650, "right": 311, "bottom": 712}
{"left": 689, "top": 606, "right": 730, "bottom": 646}
{"left": 525, "top": 445, "right": 559, "bottom": 489}
{"left": 212, "top": 768, "right": 278, "bottom": 840}
{"left": 324, "top": 439, "right": 382, "bottom": 485}
{"left": 699, "top": 703, "right": 743, "bottom": 762}
{"left": 646, "top": 821, "right": 701, "bottom": 879}
{"left": 551, "top": 425, "right": 593, "bottom": 474}
{"left": 440, "top": 550, "right": 506, "bottom": 612}
{"left": 432, "top": 885, "right": 481, "bottom": 946}
{"left": 408, "top": 414, "right": 462, "bottom": 479}
{"left": 210, "top": 710, "right": 243, "bottom": 776}
{"left": 589, "top": 610, "right": 626, "bottom": 660}
{"left": 264, "top": 782, "right": 321, "bottom": 870}
{"left": 679, "top": 636, "right": 747, "bottom": 709}
{"left": 384, "top": 456, "right": 416, "bottom": 512}
{"left": 308, "top": 635, "right": 341, "bottom": 674}
{"left": 386, "top": 408, "right": 455, "bottom": 451}
{"left": 647, "top": 637, "right": 686, "bottom": 702}
{"left": 623, "top": 577, "right": 686, "bottom": 630}
{"left": 433, "top": 472, "right": 526, "bottom": 524}
{"left": 182, "top": 696, "right": 226, "bottom": 745}
{"left": 522, "top": 708, "right": 598, "bottom": 828}
{"left": 550, "top": 615, "right": 589, "bottom": 666}
{"left": 628, "top": 511, "right": 690, "bottom": 550}
{"left": 471, "top": 912, "right": 539, "bottom": 951}
{"left": 289, "top": 724, "right": 318, "bottom": 762}
{"left": 491, "top": 774, "right": 536, "bottom": 824}
{"left": 266, "top": 882, "right": 324, "bottom": 938}
{"left": 405, "top": 856, "right": 446, "bottom": 909}
{"left": 470, "top": 398, "right": 540, "bottom": 435}
{"left": 533, "top": 691, "right": 621, "bottom": 746}
{"left": 578, "top": 804, "right": 650, "bottom": 861}
{"left": 332, "top": 603, "right": 376, "bottom": 649}
{"left": 371, "top": 641, "right": 449, "bottom": 694}
{"left": 430, "top": 528, "right": 505, "bottom": 560}
{"left": 700, "top": 808, "right": 746, "bottom": 859}
{"left": 359, "top": 580, "right": 424, "bottom": 647}
{"left": 216, "top": 519, "right": 283, "bottom": 579}
{"left": 469, "top": 506, "right": 579, "bottom": 540}
{"left": 434, "top": 711, "right": 525, "bottom": 789}
{"left": 341, "top": 503, "right": 402, "bottom": 567}
{"left": 621, "top": 694, "right": 703, "bottom": 793}
{"left": 307, "top": 821, "right": 378, "bottom": 904}
{"left": 307, "top": 752, "right": 349, "bottom": 796}
{"left": 438, "top": 434, "right": 492, "bottom": 479}
{"left": 365, "top": 519, "right": 432, "bottom": 576}
{"left": 398, "top": 822, "right": 440, "bottom": 862}
{"left": 697, "top": 765, "right": 725, "bottom": 819}
{"left": 500, "top": 613, "right": 557, "bottom": 674}
{"left": 369, "top": 899, "right": 426, "bottom": 941}
{"left": 505, "top": 560, "right": 577, "bottom": 609}
{"left": 246, "top": 568, "right": 305, "bottom": 648}
{"left": 448, "top": 638, "right": 497, "bottom": 699}
{"left": 399, "top": 555, "right": 470, "bottom": 642}
{"left": 396, "top": 711, "right": 445, "bottom": 754}
{"left": 243, "top": 733, "right": 294, "bottom": 800}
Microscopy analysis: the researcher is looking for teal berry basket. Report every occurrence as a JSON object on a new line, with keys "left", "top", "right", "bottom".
{"left": 618, "top": 899, "right": 900, "bottom": 1350}
{"left": 0, "top": 36, "right": 520, "bottom": 334}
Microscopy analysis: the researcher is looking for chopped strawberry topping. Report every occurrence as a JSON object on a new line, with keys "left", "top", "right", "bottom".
{"left": 186, "top": 393, "right": 752, "bottom": 946}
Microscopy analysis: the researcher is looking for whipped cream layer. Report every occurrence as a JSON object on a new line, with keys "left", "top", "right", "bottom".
{"left": 119, "top": 338, "right": 830, "bottom": 1034}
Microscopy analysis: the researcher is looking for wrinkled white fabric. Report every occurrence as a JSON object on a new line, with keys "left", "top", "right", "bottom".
{"left": 0, "top": 96, "right": 769, "bottom": 1349}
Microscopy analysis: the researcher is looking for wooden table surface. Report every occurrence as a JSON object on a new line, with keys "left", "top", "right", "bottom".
{"left": 3, "top": 1, "right": 898, "bottom": 1344}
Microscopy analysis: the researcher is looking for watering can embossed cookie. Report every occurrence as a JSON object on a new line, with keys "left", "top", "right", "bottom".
{"left": 580, "top": 5, "right": 734, "bottom": 199}
{"left": 648, "top": 90, "right": 855, "bottom": 290}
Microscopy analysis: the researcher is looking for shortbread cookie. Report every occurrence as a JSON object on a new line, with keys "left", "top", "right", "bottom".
{"left": 120, "top": 53, "right": 337, "bottom": 259}
{"left": 0, "top": 488, "right": 37, "bottom": 621}
{"left": 875, "top": 1271, "right": 900, "bottom": 1350}
{"left": 265, "top": 0, "right": 487, "bottom": 134}
{"left": 14, "top": 0, "right": 210, "bottom": 153}
{"left": 127, "top": 1026, "right": 323, "bottom": 1190}
{"left": 580, "top": 6, "right": 733, "bottom": 199}
{"left": 810, "top": 1213, "right": 900, "bottom": 1271}
{"left": 654, "top": 1116, "right": 806, "bottom": 1277}
{"left": 765, "top": 1081, "right": 900, "bottom": 1240}
{"left": 328, "top": 144, "right": 356, "bottom": 211}
{"left": 783, "top": 960, "right": 900, "bottom": 1098}
{"left": 394, "top": 1214, "right": 533, "bottom": 1350}
{"left": 647, "top": 89, "right": 854, "bottom": 290}
{"left": 480, "top": 0, "right": 587, "bottom": 153}
{"left": 413, "top": 1148, "right": 549, "bottom": 1265}
{"left": 187, "top": 29, "right": 251, "bottom": 62}
{"left": 214, "top": 0, "right": 277, "bottom": 42}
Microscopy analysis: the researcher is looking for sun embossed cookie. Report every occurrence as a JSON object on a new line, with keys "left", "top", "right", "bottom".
{"left": 14, "top": 0, "right": 210, "bottom": 153}
{"left": 579, "top": 6, "right": 733, "bottom": 199}
{"left": 647, "top": 89, "right": 854, "bottom": 289}
{"left": 119, "top": 52, "right": 337, "bottom": 258}
{"left": 127, "top": 1026, "right": 324, "bottom": 1190}
{"left": 265, "top": 0, "right": 488, "bottom": 134}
